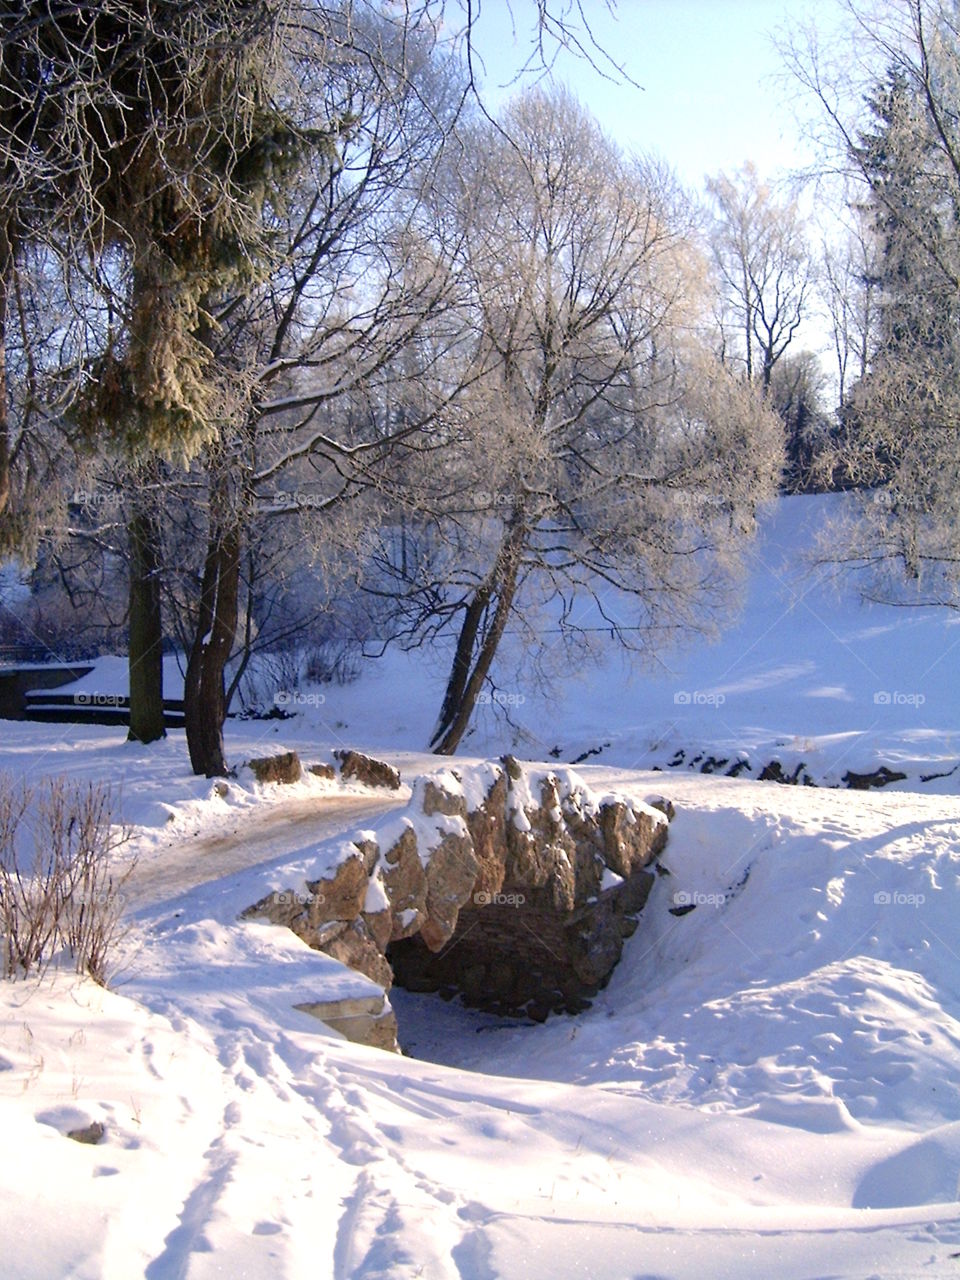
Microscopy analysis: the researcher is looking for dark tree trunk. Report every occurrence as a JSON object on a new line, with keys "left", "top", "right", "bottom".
{"left": 432, "top": 531, "right": 522, "bottom": 756}
{"left": 127, "top": 509, "right": 166, "bottom": 743}
{"left": 761, "top": 354, "right": 773, "bottom": 397}
{"left": 429, "top": 582, "right": 491, "bottom": 750}
{"left": 184, "top": 522, "right": 241, "bottom": 777}
{"left": 0, "top": 225, "right": 11, "bottom": 521}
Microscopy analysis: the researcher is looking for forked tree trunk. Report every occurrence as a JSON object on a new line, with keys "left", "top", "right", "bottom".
{"left": 127, "top": 509, "right": 166, "bottom": 744}
{"left": 184, "top": 523, "right": 241, "bottom": 777}
{"left": 429, "top": 581, "right": 492, "bottom": 750}
{"left": 431, "top": 531, "right": 523, "bottom": 755}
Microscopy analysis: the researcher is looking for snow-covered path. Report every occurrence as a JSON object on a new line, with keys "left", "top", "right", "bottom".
{"left": 123, "top": 793, "right": 400, "bottom": 910}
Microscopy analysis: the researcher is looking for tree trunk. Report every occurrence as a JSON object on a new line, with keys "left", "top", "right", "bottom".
{"left": 127, "top": 508, "right": 166, "bottom": 743}
{"left": 184, "top": 522, "right": 241, "bottom": 777}
{"left": 0, "top": 225, "right": 11, "bottom": 520}
{"left": 432, "top": 532, "right": 522, "bottom": 756}
{"left": 429, "top": 582, "right": 491, "bottom": 749}
{"left": 742, "top": 262, "right": 754, "bottom": 384}
{"left": 760, "top": 347, "right": 774, "bottom": 398}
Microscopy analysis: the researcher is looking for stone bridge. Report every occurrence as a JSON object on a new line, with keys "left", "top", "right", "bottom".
{"left": 244, "top": 755, "right": 671, "bottom": 1049}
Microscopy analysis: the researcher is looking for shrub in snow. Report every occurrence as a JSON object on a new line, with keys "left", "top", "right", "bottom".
{"left": 0, "top": 775, "right": 131, "bottom": 985}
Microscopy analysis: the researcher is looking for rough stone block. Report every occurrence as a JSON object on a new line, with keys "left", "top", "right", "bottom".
{"left": 248, "top": 751, "right": 302, "bottom": 785}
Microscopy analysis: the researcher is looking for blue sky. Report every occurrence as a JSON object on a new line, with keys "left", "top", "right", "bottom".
{"left": 469, "top": 0, "right": 854, "bottom": 189}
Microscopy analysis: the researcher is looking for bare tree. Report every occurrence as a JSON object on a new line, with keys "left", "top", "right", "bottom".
{"left": 365, "top": 87, "right": 784, "bottom": 754}
{"left": 706, "top": 163, "right": 813, "bottom": 395}
{"left": 813, "top": 193, "right": 882, "bottom": 409}
{"left": 168, "top": 6, "right": 465, "bottom": 776}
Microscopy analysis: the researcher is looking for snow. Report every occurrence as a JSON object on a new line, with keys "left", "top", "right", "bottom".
{"left": 186, "top": 493, "right": 960, "bottom": 793}
{"left": 395, "top": 774, "right": 960, "bottom": 1124}
{"left": 24, "top": 495, "right": 960, "bottom": 797}
{"left": 369, "top": 798, "right": 468, "bottom": 870}
{"left": 0, "top": 716, "right": 400, "bottom": 855}
{"left": 363, "top": 875, "right": 390, "bottom": 914}
{"left": 3, "top": 494, "right": 960, "bottom": 1277}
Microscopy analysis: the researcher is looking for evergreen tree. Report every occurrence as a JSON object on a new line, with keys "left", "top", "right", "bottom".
{"left": 843, "top": 63, "right": 960, "bottom": 497}
{"left": 855, "top": 68, "right": 957, "bottom": 362}
{"left": 799, "top": 4, "right": 960, "bottom": 601}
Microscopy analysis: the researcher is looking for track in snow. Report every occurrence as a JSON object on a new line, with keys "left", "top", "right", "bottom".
{"left": 123, "top": 793, "right": 400, "bottom": 911}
